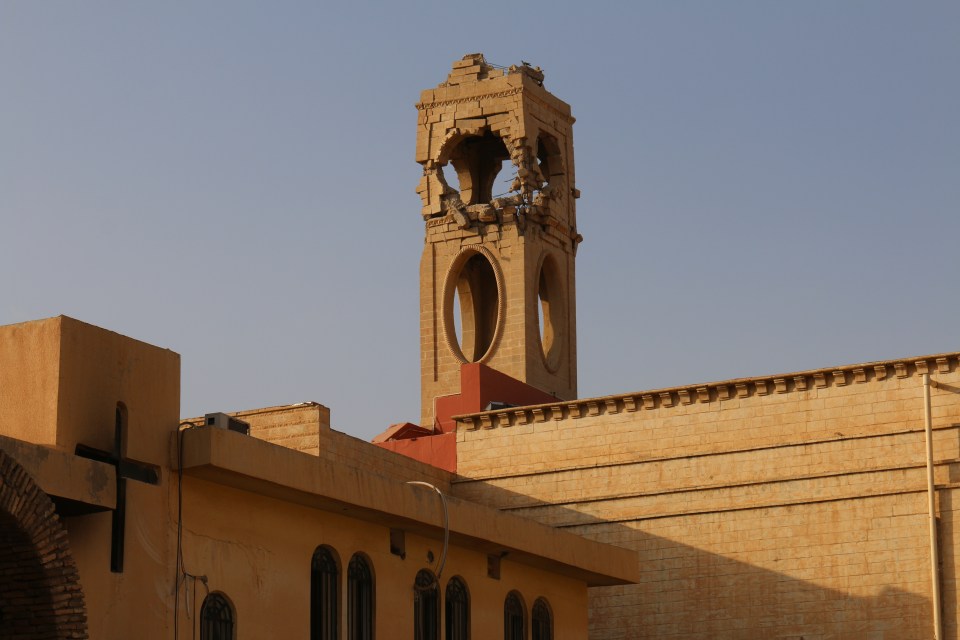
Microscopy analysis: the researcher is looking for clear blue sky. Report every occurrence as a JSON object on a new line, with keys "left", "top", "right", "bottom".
{"left": 2, "top": 2, "right": 957, "bottom": 441}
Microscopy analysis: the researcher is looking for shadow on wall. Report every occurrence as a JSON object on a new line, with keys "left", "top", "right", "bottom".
{"left": 451, "top": 479, "right": 948, "bottom": 640}
{"left": 939, "top": 490, "right": 959, "bottom": 640}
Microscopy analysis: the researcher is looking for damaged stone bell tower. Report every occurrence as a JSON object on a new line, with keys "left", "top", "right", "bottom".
{"left": 416, "top": 54, "right": 581, "bottom": 428}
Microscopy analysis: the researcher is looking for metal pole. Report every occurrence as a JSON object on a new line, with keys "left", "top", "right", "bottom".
{"left": 923, "top": 373, "right": 942, "bottom": 640}
{"left": 406, "top": 481, "right": 450, "bottom": 579}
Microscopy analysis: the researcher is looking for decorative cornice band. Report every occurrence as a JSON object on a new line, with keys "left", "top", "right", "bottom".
{"left": 452, "top": 352, "right": 960, "bottom": 431}
{"left": 416, "top": 87, "right": 575, "bottom": 123}
{"left": 416, "top": 88, "right": 522, "bottom": 111}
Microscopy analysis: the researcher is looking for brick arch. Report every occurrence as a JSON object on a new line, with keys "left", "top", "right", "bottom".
{"left": 0, "top": 448, "right": 88, "bottom": 639}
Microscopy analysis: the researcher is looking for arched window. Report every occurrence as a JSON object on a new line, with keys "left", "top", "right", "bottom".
{"left": 504, "top": 591, "right": 526, "bottom": 640}
{"left": 531, "top": 598, "right": 552, "bottom": 640}
{"left": 414, "top": 569, "right": 439, "bottom": 640}
{"left": 311, "top": 546, "right": 339, "bottom": 640}
{"left": 348, "top": 553, "right": 374, "bottom": 640}
{"left": 445, "top": 576, "right": 469, "bottom": 640}
{"left": 200, "top": 592, "right": 234, "bottom": 640}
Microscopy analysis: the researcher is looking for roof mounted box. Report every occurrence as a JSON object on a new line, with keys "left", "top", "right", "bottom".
{"left": 204, "top": 412, "right": 250, "bottom": 436}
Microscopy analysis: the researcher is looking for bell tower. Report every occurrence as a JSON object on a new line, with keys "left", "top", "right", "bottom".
{"left": 416, "top": 54, "right": 581, "bottom": 428}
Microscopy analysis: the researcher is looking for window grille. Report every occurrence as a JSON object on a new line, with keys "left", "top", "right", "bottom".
{"left": 504, "top": 591, "right": 526, "bottom": 640}
{"left": 531, "top": 598, "right": 552, "bottom": 640}
{"left": 445, "top": 576, "right": 469, "bottom": 640}
{"left": 200, "top": 592, "right": 234, "bottom": 640}
{"left": 348, "top": 553, "right": 374, "bottom": 640}
{"left": 311, "top": 546, "right": 339, "bottom": 640}
{"left": 414, "top": 569, "right": 439, "bottom": 640}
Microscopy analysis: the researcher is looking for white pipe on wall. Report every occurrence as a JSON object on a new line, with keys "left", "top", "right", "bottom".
{"left": 922, "top": 373, "right": 942, "bottom": 640}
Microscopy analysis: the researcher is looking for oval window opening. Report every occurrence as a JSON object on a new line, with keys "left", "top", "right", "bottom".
{"left": 537, "top": 255, "right": 564, "bottom": 372}
{"left": 452, "top": 288, "right": 463, "bottom": 349}
{"left": 456, "top": 254, "right": 498, "bottom": 361}
{"left": 537, "top": 291, "right": 546, "bottom": 344}
{"left": 445, "top": 251, "right": 500, "bottom": 363}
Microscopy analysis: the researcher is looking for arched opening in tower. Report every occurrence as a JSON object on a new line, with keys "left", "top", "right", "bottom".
{"left": 441, "top": 131, "right": 512, "bottom": 205}
{"left": 535, "top": 134, "right": 563, "bottom": 187}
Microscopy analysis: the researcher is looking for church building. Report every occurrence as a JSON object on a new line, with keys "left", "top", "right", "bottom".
{"left": 2, "top": 53, "right": 959, "bottom": 640}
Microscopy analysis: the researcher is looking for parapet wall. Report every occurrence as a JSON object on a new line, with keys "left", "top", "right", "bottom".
{"left": 452, "top": 353, "right": 960, "bottom": 638}
{"left": 184, "top": 403, "right": 452, "bottom": 491}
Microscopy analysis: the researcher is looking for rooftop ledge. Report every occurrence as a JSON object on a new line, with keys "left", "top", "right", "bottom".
{"left": 0, "top": 434, "right": 115, "bottom": 512}
{"left": 453, "top": 352, "right": 960, "bottom": 430}
{"left": 178, "top": 426, "right": 638, "bottom": 587}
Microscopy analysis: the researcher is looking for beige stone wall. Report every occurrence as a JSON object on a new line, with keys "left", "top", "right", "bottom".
{"left": 318, "top": 424, "right": 452, "bottom": 490}
{"left": 185, "top": 404, "right": 452, "bottom": 489}
{"left": 214, "top": 403, "right": 330, "bottom": 456}
{"left": 0, "top": 315, "right": 180, "bottom": 458}
{"left": 453, "top": 354, "right": 960, "bottom": 638}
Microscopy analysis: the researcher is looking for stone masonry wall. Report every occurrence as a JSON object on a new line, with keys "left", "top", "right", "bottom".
{"left": 452, "top": 354, "right": 960, "bottom": 638}
{"left": 184, "top": 404, "right": 452, "bottom": 491}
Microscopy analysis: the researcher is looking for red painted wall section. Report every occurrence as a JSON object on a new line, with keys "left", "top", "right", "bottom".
{"left": 372, "top": 363, "right": 559, "bottom": 472}
{"left": 373, "top": 432, "right": 457, "bottom": 473}
{"left": 434, "top": 363, "right": 559, "bottom": 434}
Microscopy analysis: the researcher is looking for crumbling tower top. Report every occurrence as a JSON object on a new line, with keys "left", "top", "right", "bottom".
{"left": 415, "top": 53, "right": 577, "bottom": 228}
{"left": 437, "top": 52, "right": 512, "bottom": 86}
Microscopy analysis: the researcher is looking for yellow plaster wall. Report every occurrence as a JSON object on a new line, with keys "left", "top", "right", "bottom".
{"left": 453, "top": 355, "right": 960, "bottom": 638}
{"left": 165, "top": 477, "right": 586, "bottom": 640}
{"left": 0, "top": 435, "right": 114, "bottom": 509}
{"left": 0, "top": 316, "right": 180, "bottom": 639}
{"left": 0, "top": 315, "right": 180, "bottom": 459}
{"left": 1, "top": 314, "right": 608, "bottom": 639}
{"left": 56, "top": 315, "right": 180, "bottom": 461}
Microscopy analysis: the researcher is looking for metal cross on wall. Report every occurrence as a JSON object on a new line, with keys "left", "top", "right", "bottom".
{"left": 75, "top": 406, "right": 159, "bottom": 573}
